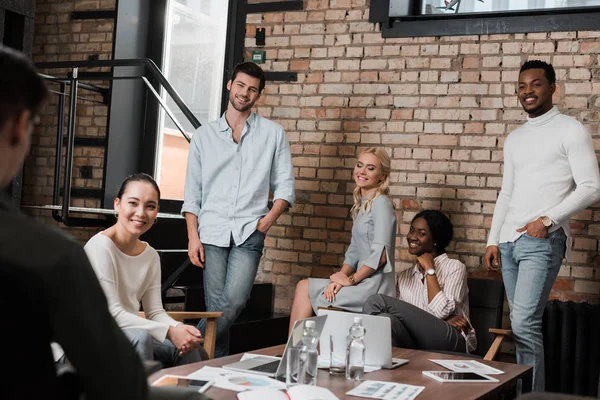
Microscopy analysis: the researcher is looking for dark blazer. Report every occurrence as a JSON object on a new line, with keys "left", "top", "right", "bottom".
{"left": 0, "top": 192, "right": 148, "bottom": 400}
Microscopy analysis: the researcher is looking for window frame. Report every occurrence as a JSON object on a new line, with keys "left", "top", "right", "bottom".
{"left": 140, "top": 0, "right": 243, "bottom": 212}
{"left": 370, "top": 0, "right": 600, "bottom": 37}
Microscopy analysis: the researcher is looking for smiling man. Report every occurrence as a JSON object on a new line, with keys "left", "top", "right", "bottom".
{"left": 182, "top": 62, "right": 295, "bottom": 357}
{"left": 484, "top": 60, "right": 600, "bottom": 392}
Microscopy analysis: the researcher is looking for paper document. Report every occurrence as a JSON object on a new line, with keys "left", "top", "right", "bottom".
{"left": 429, "top": 359, "right": 504, "bottom": 375}
{"left": 346, "top": 380, "right": 424, "bottom": 400}
{"left": 186, "top": 366, "right": 285, "bottom": 392}
{"left": 238, "top": 385, "right": 339, "bottom": 400}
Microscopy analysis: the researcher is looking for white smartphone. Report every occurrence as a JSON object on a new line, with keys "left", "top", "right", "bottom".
{"left": 422, "top": 370, "right": 499, "bottom": 383}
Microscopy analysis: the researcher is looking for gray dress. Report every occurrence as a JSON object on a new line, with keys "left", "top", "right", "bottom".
{"left": 308, "top": 195, "right": 396, "bottom": 313}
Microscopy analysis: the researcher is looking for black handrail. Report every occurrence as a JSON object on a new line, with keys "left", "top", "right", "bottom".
{"left": 36, "top": 58, "right": 200, "bottom": 129}
{"left": 39, "top": 72, "right": 108, "bottom": 97}
{"left": 36, "top": 58, "right": 200, "bottom": 227}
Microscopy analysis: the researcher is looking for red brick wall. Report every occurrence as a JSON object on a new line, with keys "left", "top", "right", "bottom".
{"left": 245, "top": 0, "right": 600, "bottom": 311}
{"left": 26, "top": 0, "right": 115, "bottom": 240}
{"left": 27, "top": 0, "right": 600, "bottom": 313}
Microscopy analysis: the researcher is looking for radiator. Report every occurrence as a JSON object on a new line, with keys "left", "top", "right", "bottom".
{"left": 543, "top": 300, "right": 600, "bottom": 397}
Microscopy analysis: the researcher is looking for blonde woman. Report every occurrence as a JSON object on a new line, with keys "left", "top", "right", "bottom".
{"left": 288, "top": 148, "right": 396, "bottom": 333}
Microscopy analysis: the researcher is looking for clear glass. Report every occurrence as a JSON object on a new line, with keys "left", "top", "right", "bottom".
{"left": 329, "top": 335, "right": 347, "bottom": 375}
{"left": 155, "top": 0, "right": 229, "bottom": 199}
{"left": 286, "top": 346, "right": 301, "bottom": 388}
{"left": 421, "top": 0, "right": 600, "bottom": 15}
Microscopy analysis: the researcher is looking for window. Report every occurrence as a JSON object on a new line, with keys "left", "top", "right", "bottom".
{"left": 374, "top": 0, "right": 600, "bottom": 37}
{"left": 155, "top": 0, "right": 230, "bottom": 200}
{"left": 420, "top": 0, "right": 600, "bottom": 15}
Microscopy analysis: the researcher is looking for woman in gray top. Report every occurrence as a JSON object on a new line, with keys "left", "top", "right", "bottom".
{"left": 289, "top": 147, "right": 397, "bottom": 333}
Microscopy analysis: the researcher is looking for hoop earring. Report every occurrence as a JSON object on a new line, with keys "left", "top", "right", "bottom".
{"left": 153, "top": 217, "right": 158, "bottom": 225}
{"left": 114, "top": 212, "right": 118, "bottom": 218}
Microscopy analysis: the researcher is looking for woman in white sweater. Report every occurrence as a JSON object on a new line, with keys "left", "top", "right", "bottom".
{"left": 85, "top": 173, "right": 205, "bottom": 367}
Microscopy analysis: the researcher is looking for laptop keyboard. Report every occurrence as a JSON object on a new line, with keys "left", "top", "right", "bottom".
{"left": 249, "top": 360, "right": 280, "bottom": 373}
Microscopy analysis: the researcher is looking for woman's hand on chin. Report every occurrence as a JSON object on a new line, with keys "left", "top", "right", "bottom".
{"left": 416, "top": 253, "right": 435, "bottom": 272}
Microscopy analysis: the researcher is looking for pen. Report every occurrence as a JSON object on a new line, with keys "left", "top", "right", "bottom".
{"left": 198, "top": 379, "right": 215, "bottom": 394}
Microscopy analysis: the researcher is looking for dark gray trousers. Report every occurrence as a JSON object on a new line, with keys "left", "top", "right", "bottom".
{"left": 363, "top": 294, "right": 467, "bottom": 353}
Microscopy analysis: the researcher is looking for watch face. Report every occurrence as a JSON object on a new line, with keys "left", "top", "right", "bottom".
{"left": 542, "top": 217, "right": 552, "bottom": 227}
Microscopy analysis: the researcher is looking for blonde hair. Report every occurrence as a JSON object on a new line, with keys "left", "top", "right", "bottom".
{"left": 350, "top": 147, "right": 393, "bottom": 218}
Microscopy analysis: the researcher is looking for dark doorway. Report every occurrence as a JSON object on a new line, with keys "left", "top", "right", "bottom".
{"left": 3, "top": 9, "right": 26, "bottom": 201}
{"left": 3, "top": 10, "right": 25, "bottom": 50}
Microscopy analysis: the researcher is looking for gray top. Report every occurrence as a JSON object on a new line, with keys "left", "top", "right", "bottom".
{"left": 309, "top": 195, "right": 396, "bottom": 313}
{"left": 181, "top": 112, "right": 295, "bottom": 247}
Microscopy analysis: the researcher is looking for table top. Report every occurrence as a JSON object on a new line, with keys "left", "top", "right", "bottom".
{"left": 149, "top": 345, "right": 532, "bottom": 400}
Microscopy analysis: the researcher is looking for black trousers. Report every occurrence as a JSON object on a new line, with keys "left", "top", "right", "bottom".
{"left": 363, "top": 294, "right": 467, "bottom": 352}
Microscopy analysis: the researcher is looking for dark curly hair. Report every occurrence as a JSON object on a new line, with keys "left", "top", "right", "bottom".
{"left": 412, "top": 210, "right": 453, "bottom": 254}
{"left": 520, "top": 60, "right": 555, "bottom": 85}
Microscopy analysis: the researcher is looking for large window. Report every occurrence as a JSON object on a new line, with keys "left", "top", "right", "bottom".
{"left": 376, "top": 0, "right": 600, "bottom": 37}
{"left": 156, "top": 0, "right": 229, "bottom": 200}
{"left": 420, "top": 0, "right": 600, "bottom": 15}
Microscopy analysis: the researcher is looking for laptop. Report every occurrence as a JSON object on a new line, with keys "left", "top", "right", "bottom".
{"left": 222, "top": 315, "right": 328, "bottom": 379}
{"left": 317, "top": 309, "right": 408, "bottom": 369}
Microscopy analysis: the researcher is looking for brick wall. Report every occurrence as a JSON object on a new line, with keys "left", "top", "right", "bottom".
{"left": 244, "top": 0, "right": 600, "bottom": 312}
{"left": 26, "top": 0, "right": 600, "bottom": 314}
{"left": 26, "top": 0, "right": 115, "bottom": 240}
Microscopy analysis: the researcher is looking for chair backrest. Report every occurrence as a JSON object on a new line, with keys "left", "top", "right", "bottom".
{"left": 467, "top": 278, "right": 505, "bottom": 357}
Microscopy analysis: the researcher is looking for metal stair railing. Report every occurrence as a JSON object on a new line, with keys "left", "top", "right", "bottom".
{"left": 30, "top": 58, "right": 200, "bottom": 226}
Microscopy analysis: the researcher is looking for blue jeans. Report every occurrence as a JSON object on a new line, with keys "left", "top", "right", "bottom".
{"left": 122, "top": 328, "right": 204, "bottom": 367}
{"left": 499, "top": 228, "right": 566, "bottom": 392}
{"left": 196, "top": 230, "right": 265, "bottom": 357}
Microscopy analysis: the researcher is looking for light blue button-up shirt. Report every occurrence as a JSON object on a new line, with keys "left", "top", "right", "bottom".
{"left": 181, "top": 112, "right": 295, "bottom": 247}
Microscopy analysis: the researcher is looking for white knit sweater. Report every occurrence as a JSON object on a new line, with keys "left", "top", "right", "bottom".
{"left": 487, "top": 106, "right": 600, "bottom": 257}
{"left": 85, "top": 233, "right": 179, "bottom": 342}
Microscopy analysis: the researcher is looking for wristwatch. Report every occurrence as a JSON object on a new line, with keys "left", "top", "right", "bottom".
{"left": 425, "top": 268, "right": 436, "bottom": 277}
{"left": 540, "top": 216, "right": 553, "bottom": 227}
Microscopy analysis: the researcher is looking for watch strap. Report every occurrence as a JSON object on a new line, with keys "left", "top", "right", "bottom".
{"left": 348, "top": 274, "right": 356, "bottom": 285}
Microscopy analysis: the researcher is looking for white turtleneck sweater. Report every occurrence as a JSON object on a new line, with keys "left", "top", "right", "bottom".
{"left": 487, "top": 106, "right": 600, "bottom": 257}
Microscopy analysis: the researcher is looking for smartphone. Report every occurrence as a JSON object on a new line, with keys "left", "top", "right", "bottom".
{"left": 422, "top": 370, "right": 499, "bottom": 383}
{"left": 152, "top": 374, "right": 214, "bottom": 392}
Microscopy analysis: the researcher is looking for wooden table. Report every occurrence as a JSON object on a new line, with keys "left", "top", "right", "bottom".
{"left": 149, "top": 345, "right": 533, "bottom": 399}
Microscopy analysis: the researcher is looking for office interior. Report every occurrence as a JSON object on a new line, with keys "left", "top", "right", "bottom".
{"left": 1, "top": 0, "right": 599, "bottom": 398}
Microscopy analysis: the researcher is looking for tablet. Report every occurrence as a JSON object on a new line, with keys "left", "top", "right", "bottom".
{"left": 422, "top": 371, "right": 499, "bottom": 383}
{"left": 152, "top": 374, "right": 214, "bottom": 393}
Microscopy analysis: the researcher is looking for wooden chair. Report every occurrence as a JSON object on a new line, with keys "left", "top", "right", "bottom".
{"left": 466, "top": 277, "right": 511, "bottom": 361}
{"left": 318, "top": 278, "right": 511, "bottom": 361}
{"left": 138, "top": 311, "right": 223, "bottom": 359}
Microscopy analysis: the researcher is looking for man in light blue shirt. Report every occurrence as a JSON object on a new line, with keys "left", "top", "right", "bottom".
{"left": 182, "top": 62, "right": 295, "bottom": 357}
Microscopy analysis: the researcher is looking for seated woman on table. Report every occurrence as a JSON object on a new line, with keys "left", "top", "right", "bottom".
{"left": 288, "top": 147, "right": 397, "bottom": 333}
{"left": 84, "top": 173, "right": 207, "bottom": 367}
{"left": 363, "top": 210, "right": 476, "bottom": 354}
